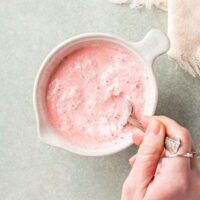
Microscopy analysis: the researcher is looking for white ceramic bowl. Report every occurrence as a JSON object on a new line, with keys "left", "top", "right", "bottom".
{"left": 33, "top": 29, "right": 170, "bottom": 156}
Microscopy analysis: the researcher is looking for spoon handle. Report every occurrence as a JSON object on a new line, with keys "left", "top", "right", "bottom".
{"left": 128, "top": 118, "right": 181, "bottom": 154}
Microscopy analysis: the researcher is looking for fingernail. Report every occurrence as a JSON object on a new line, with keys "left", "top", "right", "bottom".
{"left": 146, "top": 120, "right": 161, "bottom": 136}
{"left": 132, "top": 134, "right": 143, "bottom": 146}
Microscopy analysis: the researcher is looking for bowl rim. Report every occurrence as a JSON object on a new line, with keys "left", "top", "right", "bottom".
{"left": 33, "top": 32, "right": 158, "bottom": 156}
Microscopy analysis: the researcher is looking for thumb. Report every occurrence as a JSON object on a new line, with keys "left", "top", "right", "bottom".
{"left": 126, "top": 119, "right": 165, "bottom": 196}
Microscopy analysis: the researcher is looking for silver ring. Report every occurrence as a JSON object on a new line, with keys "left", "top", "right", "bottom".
{"left": 163, "top": 151, "right": 200, "bottom": 158}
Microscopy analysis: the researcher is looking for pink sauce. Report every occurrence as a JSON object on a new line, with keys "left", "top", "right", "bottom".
{"left": 46, "top": 42, "right": 149, "bottom": 148}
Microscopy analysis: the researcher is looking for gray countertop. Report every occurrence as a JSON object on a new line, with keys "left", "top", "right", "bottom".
{"left": 1, "top": 1, "right": 200, "bottom": 199}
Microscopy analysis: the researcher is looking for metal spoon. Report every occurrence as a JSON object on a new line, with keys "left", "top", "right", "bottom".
{"left": 121, "top": 100, "right": 181, "bottom": 154}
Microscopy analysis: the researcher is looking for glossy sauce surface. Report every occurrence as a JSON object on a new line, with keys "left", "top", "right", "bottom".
{"left": 46, "top": 42, "right": 149, "bottom": 148}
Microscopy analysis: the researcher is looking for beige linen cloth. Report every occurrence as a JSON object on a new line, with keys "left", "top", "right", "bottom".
{"left": 110, "top": 0, "right": 200, "bottom": 77}
{"left": 110, "top": 0, "right": 167, "bottom": 10}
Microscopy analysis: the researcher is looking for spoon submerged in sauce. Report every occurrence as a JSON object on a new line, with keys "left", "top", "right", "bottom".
{"left": 120, "top": 99, "right": 181, "bottom": 155}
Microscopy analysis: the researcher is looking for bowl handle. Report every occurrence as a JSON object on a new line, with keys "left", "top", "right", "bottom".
{"left": 132, "top": 29, "right": 170, "bottom": 64}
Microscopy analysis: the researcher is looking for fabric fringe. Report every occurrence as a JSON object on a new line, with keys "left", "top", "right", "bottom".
{"left": 168, "top": 51, "right": 200, "bottom": 77}
{"left": 110, "top": 0, "right": 200, "bottom": 77}
{"left": 109, "top": 0, "right": 167, "bottom": 10}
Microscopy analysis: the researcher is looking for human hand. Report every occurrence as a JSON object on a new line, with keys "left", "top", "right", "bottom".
{"left": 121, "top": 116, "right": 200, "bottom": 200}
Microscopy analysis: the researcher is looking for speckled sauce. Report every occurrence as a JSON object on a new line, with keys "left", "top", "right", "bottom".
{"left": 46, "top": 41, "right": 149, "bottom": 148}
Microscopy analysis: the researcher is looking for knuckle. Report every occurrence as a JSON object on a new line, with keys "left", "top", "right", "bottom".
{"left": 157, "top": 115, "right": 167, "bottom": 121}
{"left": 139, "top": 142, "right": 158, "bottom": 155}
{"left": 150, "top": 118, "right": 158, "bottom": 123}
{"left": 173, "top": 182, "right": 189, "bottom": 194}
{"left": 139, "top": 136, "right": 163, "bottom": 156}
{"left": 158, "top": 115, "right": 165, "bottom": 118}
{"left": 180, "top": 127, "right": 191, "bottom": 142}
{"left": 122, "top": 181, "right": 134, "bottom": 197}
{"left": 149, "top": 118, "right": 160, "bottom": 126}
{"left": 173, "top": 175, "right": 190, "bottom": 194}
{"left": 138, "top": 153, "right": 159, "bottom": 167}
{"left": 180, "top": 183, "right": 190, "bottom": 193}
